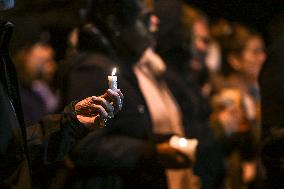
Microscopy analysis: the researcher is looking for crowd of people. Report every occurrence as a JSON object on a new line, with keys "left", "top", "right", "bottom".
{"left": 1, "top": 0, "right": 283, "bottom": 189}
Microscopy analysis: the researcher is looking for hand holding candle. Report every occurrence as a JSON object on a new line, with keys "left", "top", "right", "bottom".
{"left": 74, "top": 89, "right": 123, "bottom": 128}
{"left": 169, "top": 135, "right": 198, "bottom": 161}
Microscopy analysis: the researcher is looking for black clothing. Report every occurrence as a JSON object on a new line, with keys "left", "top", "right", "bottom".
{"left": 259, "top": 33, "right": 284, "bottom": 138}
{"left": 0, "top": 82, "right": 31, "bottom": 189}
{"left": 0, "top": 21, "right": 89, "bottom": 189}
{"left": 0, "top": 21, "right": 30, "bottom": 188}
{"left": 259, "top": 33, "right": 284, "bottom": 188}
{"left": 1, "top": 81, "right": 87, "bottom": 189}
{"left": 165, "top": 71, "right": 224, "bottom": 189}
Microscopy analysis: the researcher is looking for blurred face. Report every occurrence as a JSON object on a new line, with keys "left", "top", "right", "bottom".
{"left": 192, "top": 20, "right": 210, "bottom": 54}
{"left": 25, "top": 44, "right": 56, "bottom": 83}
{"left": 219, "top": 104, "right": 243, "bottom": 135}
{"left": 118, "top": 19, "right": 150, "bottom": 58}
{"left": 213, "top": 89, "right": 244, "bottom": 135}
{"left": 141, "top": 0, "right": 159, "bottom": 33}
{"left": 239, "top": 36, "right": 266, "bottom": 82}
{"left": 148, "top": 14, "right": 159, "bottom": 33}
{"left": 113, "top": 0, "right": 151, "bottom": 61}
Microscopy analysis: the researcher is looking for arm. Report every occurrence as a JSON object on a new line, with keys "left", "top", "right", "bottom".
{"left": 70, "top": 128, "right": 190, "bottom": 171}
{"left": 27, "top": 102, "right": 85, "bottom": 166}
{"left": 27, "top": 89, "right": 123, "bottom": 167}
{"left": 70, "top": 129, "right": 156, "bottom": 171}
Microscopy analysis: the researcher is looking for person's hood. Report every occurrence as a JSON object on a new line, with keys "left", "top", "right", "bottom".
{"left": 78, "top": 24, "right": 115, "bottom": 57}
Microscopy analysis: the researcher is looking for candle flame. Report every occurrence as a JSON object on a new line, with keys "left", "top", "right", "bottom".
{"left": 112, "top": 68, "right": 117, "bottom": 76}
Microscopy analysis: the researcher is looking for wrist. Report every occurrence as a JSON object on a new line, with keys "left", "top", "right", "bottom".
{"left": 63, "top": 101, "right": 89, "bottom": 139}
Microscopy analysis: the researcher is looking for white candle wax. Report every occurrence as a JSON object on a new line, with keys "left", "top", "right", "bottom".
{"left": 178, "top": 138, "right": 188, "bottom": 147}
{"left": 108, "top": 68, "right": 118, "bottom": 90}
{"left": 169, "top": 135, "right": 198, "bottom": 161}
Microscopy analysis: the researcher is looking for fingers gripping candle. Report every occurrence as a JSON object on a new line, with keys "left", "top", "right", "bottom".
{"left": 107, "top": 68, "right": 119, "bottom": 119}
{"left": 108, "top": 68, "right": 118, "bottom": 90}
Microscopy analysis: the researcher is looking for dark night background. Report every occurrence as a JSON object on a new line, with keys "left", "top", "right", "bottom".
{"left": 1, "top": 0, "right": 283, "bottom": 60}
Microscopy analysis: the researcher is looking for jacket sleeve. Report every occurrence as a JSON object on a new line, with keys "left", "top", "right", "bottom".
{"left": 70, "top": 126, "right": 156, "bottom": 171}
{"left": 26, "top": 102, "right": 89, "bottom": 168}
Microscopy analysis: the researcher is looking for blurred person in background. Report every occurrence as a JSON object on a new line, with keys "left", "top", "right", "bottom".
{"left": 208, "top": 19, "right": 234, "bottom": 94}
{"left": 154, "top": 1, "right": 225, "bottom": 188}
{"left": 219, "top": 24, "right": 266, "bottom": 100}
{"left": 182, "top": 4, "right": 211, "bottom": 97}
{"left": 155, "top": 1, "right": 212, "bottom": 98}
{"left": 16, "top": 42, "right": 59, "bottom": 125}
{"left": 154, "top": 2, "right": 213, "bottom": 147}
{"left": 66, "top": 28, "right": 80, "bottom": 58}
{"left": 209, "top": 23, "right": 266, "bottom": 189}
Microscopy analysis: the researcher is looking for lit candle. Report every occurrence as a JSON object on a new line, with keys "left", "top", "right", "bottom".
{"left": 178, "top": 138, "right": 188, "bottom": 147}
{"left": 108, "top": 68, "right": 118, "bottom": 90}
{"left": 169, "top": 135, "right": 198, "bottom": 161}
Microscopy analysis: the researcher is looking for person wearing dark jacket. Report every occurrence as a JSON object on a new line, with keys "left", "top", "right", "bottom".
{"left": 0, "top": 6, "right": 124, "bottom": 189}
{"left": 60, "top": 0, "right": 224, "bottom": 188}
{"left": 259, "top": 32, "right": 284, "bottom": 189}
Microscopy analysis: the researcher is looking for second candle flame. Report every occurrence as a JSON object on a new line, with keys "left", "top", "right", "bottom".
{"left": 112, "top": 68, "right": 117, "bottom": 76}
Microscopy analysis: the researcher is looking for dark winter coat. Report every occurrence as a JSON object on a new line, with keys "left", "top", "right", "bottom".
{"left": 259, "top": 33, "right": 284, "bottom": 189}
{"left": 0, "top": 21, "right": 89, "bottom": 189}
